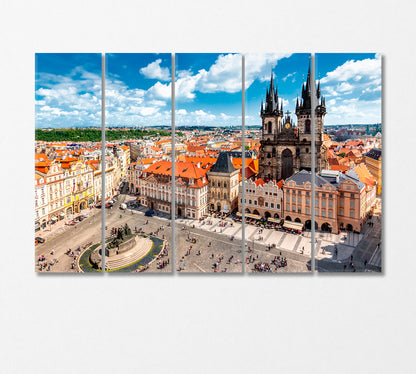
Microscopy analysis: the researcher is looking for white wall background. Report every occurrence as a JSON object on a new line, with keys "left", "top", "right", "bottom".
{"left": 0, "top": 1, "right": 415, "bottom": 373}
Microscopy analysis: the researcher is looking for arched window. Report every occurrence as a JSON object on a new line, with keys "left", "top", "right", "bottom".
{"left": 268, "top": 121, "right": 272, "bottom": 133}
{"left": 305, "top": 119, "right": 311, "bottom": 133}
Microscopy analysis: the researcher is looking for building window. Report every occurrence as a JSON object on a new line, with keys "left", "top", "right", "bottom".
{"left": 315, "top": 209, "right": 319, "bottom": 216}
{"left": 286, "top": 204, "right": 290, "bottom": 211}
{"left": 322, "top": 211, "right": 326, "bottom": 217}
{"left": 249, "top": 200, "right": 252, "bottom": 204}
{"left": 292, "top": 196, "right": 296, "bottom": 203}
{"left": 306, "top": 208, "right": 310, "bottom": 215}
{"left": 340, "top": 209, "right": 344, "bottom": 216}
{"left": 329, "top": 201, "right": 333, "bottom": 208}
{"left": 286, "top": 196, "right": 289, "bottom": 202}
{"left": 315, "top": 199, "right": 319, "bottom": 206}
{"left": 292, "top": 206, "right": 295, "bottom": 212}
{"left": 254, "top": 200, "right": 257, "bottom": 205}
{"left": 328, "top": 211, "right": 333, "bottom": 218}
{"left": 276, "top": 204, "right": 280, "bottom": 210}
{"left": 265, "top": 202, "right": 268, "bottom": 207}
{"left": 298, "top": 208, "right": 301, "bottom": 213}
{"left": 329, "top": 194, "right": 333, "bottom": 198}
{"left": 298, "top": 197, "right": 301, "bottom": 203}
{"left": 351, "top": 193, "right": 355, "bottom": 198}
{"left": 271, "top": 203, "right": 274, "bottom": 208}
{"left": 322, "top": 200, "right": 326, "bottom": 207}
{"left": 350, "top": 200, "right": 355, "bottom": 208}
{"left": 340, "top": 199, "right": 344, "bottom": 206}
{"left": 350, "top": 211, "right": 354, "bottom": 218}
{"left": 306, "top": 198, "right": 310, "bottom": 205}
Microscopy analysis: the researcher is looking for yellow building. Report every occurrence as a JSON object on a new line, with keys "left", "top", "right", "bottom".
{"left": 364, "top": 148, "right": 382, "bottom": 195}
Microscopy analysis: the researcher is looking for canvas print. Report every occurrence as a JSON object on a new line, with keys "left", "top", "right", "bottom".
{"left": 35, "top": 53, "right": 103, "bottom": 273}
{"left": 101, "top": 53, "right": 173, "bottom": 273}
{"left": 243, "top": 53, "right": 313, "bottom": 273}
{"left": 174, "top": 53, "right": 244, "bottom": 273}
{"left": 314, "top": 53, "right": 382, "bottom": 272}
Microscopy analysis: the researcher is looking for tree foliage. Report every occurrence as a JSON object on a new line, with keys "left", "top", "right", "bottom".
{"left": 35, "top": 128, "right": 171, "bottom": 142}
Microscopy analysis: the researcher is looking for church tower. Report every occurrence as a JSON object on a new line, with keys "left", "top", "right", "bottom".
{"left": 260, "top": 70, "right": 283, "bottom": 138}
{"left": 258, "top": 71, "right": 285, "bottom": 181}
{"left": 295, "top": 64, "right": 327, "bottom": 172}
{"left": 258, "top": 64, "right": 328, "bottom": 182}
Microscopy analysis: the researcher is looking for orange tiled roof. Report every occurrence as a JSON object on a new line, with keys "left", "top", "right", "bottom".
{"left": 254, "top": 178, "right": 265, "bottom": 187}
{"left": 143, "top": 160, "right": 208, "bottom": 188}
{"left": 330, "top": 165, "right": 349, "bottom": 173}
{"left": 352, "top": 164, "right": 377, "bottom": 188}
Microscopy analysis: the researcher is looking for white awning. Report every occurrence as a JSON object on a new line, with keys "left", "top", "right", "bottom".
{"left": 246, "top": 213, "right": 262, "bottom": 220}
{"left": 268, "top": 217, "right": 281, "bottom": 223}
{"left": 283, "top": 220, "right": 303, "bottom": 231}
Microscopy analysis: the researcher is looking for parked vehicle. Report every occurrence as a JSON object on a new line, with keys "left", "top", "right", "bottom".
{"left": 35, "top": 237, "right": 45, "bottom": 245}
{"left": 145, "top": 209, "right": 155, "bottom": 217}
{"left": 120, "top": 203, "right": 127, "bottom": 210}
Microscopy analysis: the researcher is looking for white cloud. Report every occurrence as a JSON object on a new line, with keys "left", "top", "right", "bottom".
{"left": 220, "top": 113, "right": 232, "bottom": 120}
{"left": 282, "top": 72, "right": 295, "bottom": 82}
{"left": 140, "top": 59, "right": 170, "bottom": 81}
{"left": 321, "top": 54, "right": 381, "bottom": 85}
{"left": 245, "top": 53, "right": 292, "bottom": 87}
{"left": 319, "top": 54, "right": 381, "bottom": 124}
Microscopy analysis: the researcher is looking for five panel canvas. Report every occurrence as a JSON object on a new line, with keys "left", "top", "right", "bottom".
{"left": 34, "top": 53, "right": 382, "bottom": 274}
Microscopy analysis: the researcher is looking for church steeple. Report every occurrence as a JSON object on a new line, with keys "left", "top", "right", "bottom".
{"left": 263, "top": 67, "right": 282, "bottom": 115}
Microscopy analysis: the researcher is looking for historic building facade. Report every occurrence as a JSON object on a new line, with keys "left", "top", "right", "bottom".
{"left": 138, "top": 160, "right": 209, "bottom": 219}
{"left": 364, "top": 148, "right": 382, "bottom": 195}
{"left": 283, "top": 169, "right": 373, "bottom": 233}
{"left": 207, "top": 152, "right": 240, "bottom": 213}
{"left": 238, "top": 178, "right": 283, "bottom": 219}
{"left": 258, "top": 68, "right": 328, "bottom": 182}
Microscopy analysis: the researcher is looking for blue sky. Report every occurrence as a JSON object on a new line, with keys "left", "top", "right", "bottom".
{"left": 316, "top": 53, "right": 381, "bottom": 125}
{"left": 35, "top": 53, "right": 381, "bottom": 129}
{"left": 35, "top": 53, "right": 101, "bottom": 128}
{"left": 106, "top": 53, "right": 171, "bottom": 127}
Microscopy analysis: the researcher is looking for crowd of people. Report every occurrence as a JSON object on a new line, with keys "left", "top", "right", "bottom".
{"left": 252, "top": 256, "right": 288, "bottom": 272}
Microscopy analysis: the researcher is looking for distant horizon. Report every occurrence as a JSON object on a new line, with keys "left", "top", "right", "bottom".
{"left": 36, "top": 122, "right": 382, "bottom": 131}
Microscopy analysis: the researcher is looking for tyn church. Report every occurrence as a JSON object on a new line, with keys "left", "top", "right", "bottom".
{"left": 258, "top": 67, "right": 328, "bottom": 181}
